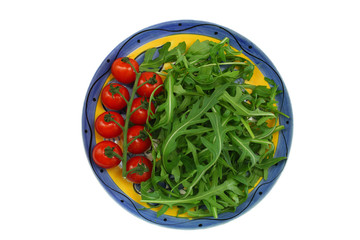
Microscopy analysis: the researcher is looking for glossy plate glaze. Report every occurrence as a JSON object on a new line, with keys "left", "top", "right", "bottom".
{"left": 82, "top": 20, "right": 293, "bottom": 229}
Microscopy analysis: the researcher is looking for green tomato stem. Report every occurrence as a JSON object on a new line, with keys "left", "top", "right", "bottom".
{"left": 130, "top": 105, "right": 143, "bottom": 115}
{"left": 104, "top": 113, "right": 124, "bottom": 130}
{"left": 121, "top": 61, "right": 142, "bottom": 178}
{"left": 110, "top": 119, "right": 124, "bottom": 131}
{"left": 104, "top": 146, "right": 124, "bottom": 162}
{"left": 109, "top": 83, "right": 129, "bottom": 104}
{"left": 112, "top": 152, "right": 123, "bottom": 161}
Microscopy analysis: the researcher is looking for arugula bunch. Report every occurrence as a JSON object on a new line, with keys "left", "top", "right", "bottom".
{"left": 139, "top": 37, "right": 287, "bottom": 218}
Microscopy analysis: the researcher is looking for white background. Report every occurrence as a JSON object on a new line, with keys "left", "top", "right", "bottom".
{"left": 1, "top": 0, "right": 359, "bottom": 239}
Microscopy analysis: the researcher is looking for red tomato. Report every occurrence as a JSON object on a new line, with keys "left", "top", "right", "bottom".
{"left": 137, "top": 72, "right": 163, "bottom": 97}
{"left": 111, "top": 57, "right": 139, "bottom": 84}
{"left": 127, "top": 125, "right": 151, "bottom": 154}
{"left": 95, "top": 111, "right": 124, "bottom": 138}
{"left": 126, "top": 156, "right": 153, "bottom": 183}
{"left": 101, "top": 83, "right": 130, "bottom": 110}
{"left": 130, "top": 97, "right": 156, "bottom": 125}
{"left": 92, "top": 141, "right": 122, "bottom": 168}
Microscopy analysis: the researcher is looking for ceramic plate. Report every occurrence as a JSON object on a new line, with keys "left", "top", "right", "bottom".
{"left": 82, "top": 20, "right": 293, "bottom": 229}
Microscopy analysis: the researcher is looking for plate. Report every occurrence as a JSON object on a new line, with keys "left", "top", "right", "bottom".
{"left": 82, "top": 20, "right": 293, "bottom": 229}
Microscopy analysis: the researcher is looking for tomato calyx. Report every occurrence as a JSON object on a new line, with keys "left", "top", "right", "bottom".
{"left": 147, "top": 74, "right": 158, "bottom": 85}
{"left": 127, "top": 158, "right": 149, "bottom": 176}
{"left": 104, "top": 113, "right": 124, "bottom": 130}
{"left": 130, "top": 98, "right": 152, "bottom": 116}
{"left": 121, "top": 57, "right": 130, "bottom": 64}
{"left": 104, "top": 146, "right": 123, "bottom": 160}
{"left": 140, "top": 98, "right": 150, "bottom": 109}
{"left": 138, "top": 129, "right": 149, "bottom": 141}
{"left": 103, "top": 113, "right": 115, "bottom": 122}
{"left": 128, "top": 129, "right": 149, "bottom": 145}
{"left": 137, "top": 72, "right": 164, "bottom": 98}
{"left": 108, "top": 83, "right": 127, "bottom": 100}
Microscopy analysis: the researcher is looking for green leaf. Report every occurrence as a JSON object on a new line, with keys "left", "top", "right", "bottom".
{"left": 186, "top": 138, "right": 199, "bottom": 166}
{"left": 219, "top": 86, "right": 275, "bottom": 117}
{"left": 143, "top": 48, "right": 157, "bottom": 63}
{"left": 135, "top": 37, "right": 287, "bottom": 218}
{"left": 161, "top": 84, "right": 229, "bottom": 172}
{"left": 186, "top": 40, "right": 212, "bottom": 61}
{"left": 264, "top": 77, "right": 276, "bottom": 86}
{"left": 156, "top": 205, "right": 169, "bottom": 218}
{"left": 256, "top": 157, "right": 286, "bottom": 169}
{"left": 151, "top": 72, "right": 177, "bottom": 130}
{"left": 228, "top": 133, "right": 260, "bottom": 166}
{"left": 257, "top": 116, "right": 273, "bottom": 126}
{"left": 252, "top": 85, "right": 272, "bottom": 98}
{"left": 141, "top": 178, "right": 240, "bottom": 206}
{"left": 171, "top": 165, "right": 181, "bottom": 182}
{"left": 139, "top": 42, "right": 186, "bottom": 72}
{"left": 182, "top": 112, "right": 225, "bottom": 198}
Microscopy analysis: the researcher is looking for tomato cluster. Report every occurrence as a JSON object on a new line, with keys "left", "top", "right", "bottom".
{"left": 91, "top": 57, "right": 163, "bottom": 183}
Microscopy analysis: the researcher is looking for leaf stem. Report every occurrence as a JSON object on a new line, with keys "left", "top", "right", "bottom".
{"left": 199, "top": 62, "right": 247, "bottom": 69}
{"left": 146, "top": 84, "right": 164, "bottom": 129}
{"left": 240, "top": 117, "right": 255, "bottom": 139}
{"left": 155, "top": 71, "right": 167, "bottom": 76}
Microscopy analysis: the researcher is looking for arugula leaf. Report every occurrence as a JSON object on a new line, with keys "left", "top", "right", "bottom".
{"left": 161, "top": 84, "right": 229, "bottom": 172}
{"left": 182, "top": 112, "right": 226, "bottom": 198}
{"left": 264, "top": 77, "right": 276, "bottom": 86}
{"left": 186, "top": 40, "right": 213, "bottom": 61}
{"left": 228, "top": 133, "right": 260, "bottom": 166}
{"left": 139, "top": 42, "right": 186, "bottom": 72}
{"left": 220, "top": 86, "right": 276, "bottom": 117}
{"left": 136, "top": 38, "right": 288, "bottom": 218}
{"left": 151, "top": 72, "right": 177, "bottom": 130}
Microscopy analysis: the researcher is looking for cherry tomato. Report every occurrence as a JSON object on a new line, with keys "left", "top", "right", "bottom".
{"left": 111, "top": 57, "right": 139, "bottom": 84}
{"left": 101, "top": 83, "right": 130, "bottom": 110}
{"left": 137, "top": 72, "right": 163, "bottom": 97}
{"left": 127, "top": 125, "right": 151, "bottom": 154}
{"left": 95, "top": 111, "right": 124, "bottom": 138}
{"left": 126, "top": 156, "right": 153, "bottom": 183}
{"left": 92, "top": 141, "right": 122, "bottom": 168}
{"left": 130, "top": 97, "right": 156, "bottom": 125}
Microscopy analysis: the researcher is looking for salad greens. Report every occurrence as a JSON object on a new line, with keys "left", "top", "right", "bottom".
{"left": 138, "top": 37, "right": 287, "bottom": 218}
